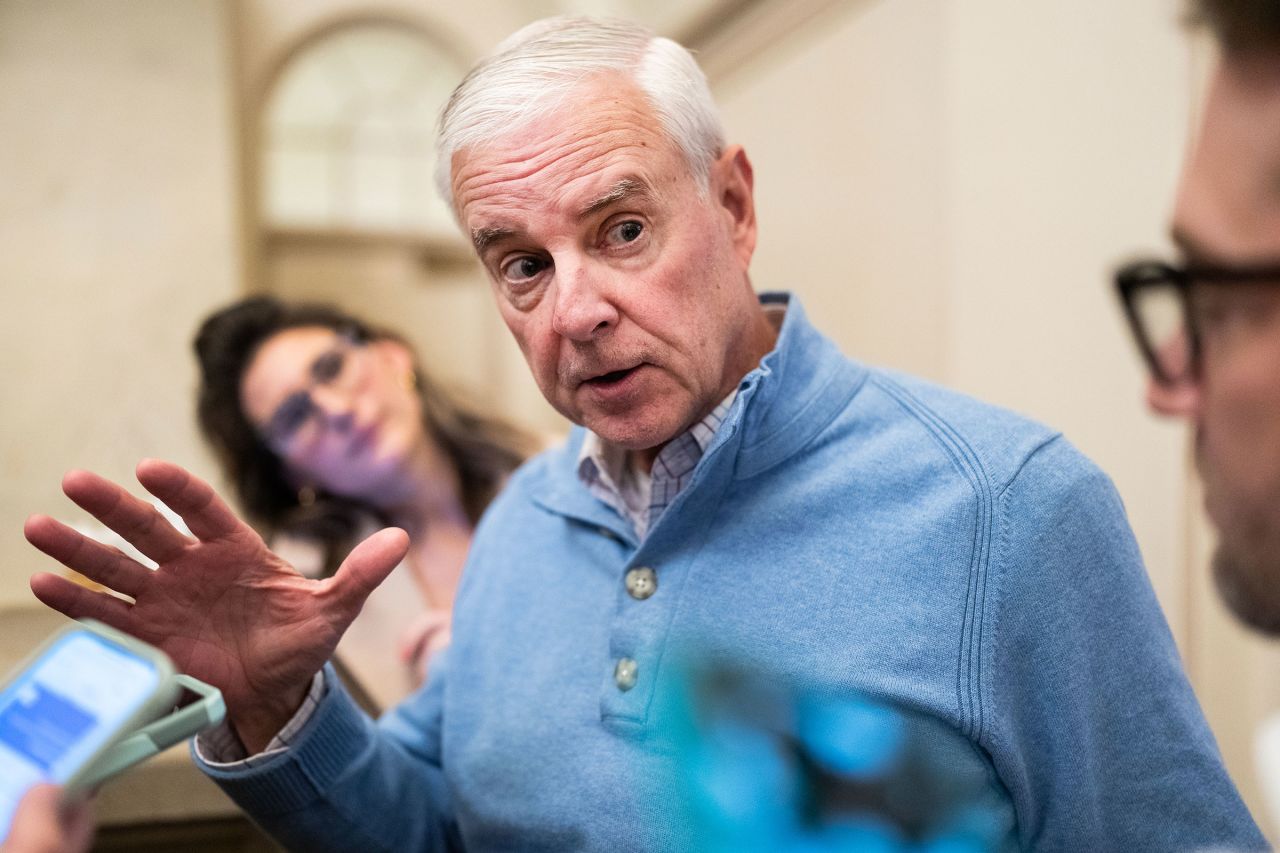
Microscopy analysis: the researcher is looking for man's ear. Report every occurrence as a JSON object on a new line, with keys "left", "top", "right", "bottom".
{"left": 712, "top": 145, "right": 757, "bottom": 268}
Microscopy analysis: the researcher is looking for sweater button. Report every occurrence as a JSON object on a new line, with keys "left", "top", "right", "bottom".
{"left": 624, "top": 567, "right": 657, "bottom": 600}
{"left": 614, "top": 658, "right": 638, "bottom": 691}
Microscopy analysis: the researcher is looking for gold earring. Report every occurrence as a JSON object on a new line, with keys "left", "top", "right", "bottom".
{"left": 401, "top": 370, "right": 416, "bottom": 392}
{"left": 297, "top": 485, "right": 317, "bottom": 507}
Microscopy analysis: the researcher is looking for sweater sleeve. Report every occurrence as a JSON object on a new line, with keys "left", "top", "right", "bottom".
{"left": 983, "top": 437, "right": 1264, "bottom": 852}
{"left": 194, "top": 659, "right": 462, "bottom": 852}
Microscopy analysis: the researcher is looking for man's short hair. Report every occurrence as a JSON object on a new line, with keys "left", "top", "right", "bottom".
{"left": 434, "top": 16, "right": 726, "bottom": 213}
{"left": 1190, "top": 0, "right": 1280, "bottom": 55}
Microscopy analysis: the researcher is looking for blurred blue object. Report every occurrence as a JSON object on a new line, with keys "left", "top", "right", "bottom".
{"left": 661, "top": 665, "right": 1013, "bottom": 853}
{"left": 797, "top": 694, "right": 906, "bottom": 779}
{"left": 686, "top": 719, "right": 797, "bottom": 846}
{"left": 798, "top": 816, "right": 905, "bottom": 852}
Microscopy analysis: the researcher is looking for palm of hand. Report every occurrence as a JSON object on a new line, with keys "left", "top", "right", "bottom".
{"left": 25, "top": 459, "right": 407, "bottom": 747}
{"left": 123, "top": 530, "right": 346, "bottom": 717}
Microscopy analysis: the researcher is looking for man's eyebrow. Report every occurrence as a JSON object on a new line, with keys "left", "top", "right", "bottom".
{"left": 471, "top": 226, "right": 520, "bottom": 256}
{"left": 576, "top": 177, "right": 654, "bottom": 221}
{"left": 1170, "top": 226, "right": 1222, "bottom": 265}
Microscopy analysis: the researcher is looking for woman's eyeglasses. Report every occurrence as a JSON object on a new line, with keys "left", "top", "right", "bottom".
{"left": 262, "top": 331, "right": 364, "bottom": 448}
{"left": 1114, "top": 259, "right": 1280, "bottom": 386}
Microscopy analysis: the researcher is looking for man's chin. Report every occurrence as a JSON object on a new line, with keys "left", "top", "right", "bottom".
{"left": 1200, "top": 463, "right": 1280, "bottom": 634}
{"left": 1212, "top": 538, "right": 1280, "bottom": 636}
{"left": 580, "top": 411, "right": 682, "bottom": 453}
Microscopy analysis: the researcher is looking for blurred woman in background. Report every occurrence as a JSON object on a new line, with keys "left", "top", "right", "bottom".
{"left": 193, "top": 296, "right": 539, "bottom": 708}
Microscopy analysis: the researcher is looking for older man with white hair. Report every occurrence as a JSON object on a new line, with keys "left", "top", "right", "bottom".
{"left": 25, "top": 15, "right": 1263, "bottom": 852}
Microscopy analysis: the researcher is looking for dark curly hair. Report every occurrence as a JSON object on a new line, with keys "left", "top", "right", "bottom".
{"left": 194, "top": 295, "right": 538, "bottom": 574}
{"left": 1189, "top": 0, "right": 1280, "bottom": 55}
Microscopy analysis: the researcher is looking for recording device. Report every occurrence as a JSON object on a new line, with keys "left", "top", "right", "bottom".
{"left": 0, "top": 620, "right": 221, "bottom": 843}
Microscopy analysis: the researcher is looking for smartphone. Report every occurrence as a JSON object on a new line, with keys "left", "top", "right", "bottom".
{"left": 0, "top": 620, "right": 178, "bottom": 842}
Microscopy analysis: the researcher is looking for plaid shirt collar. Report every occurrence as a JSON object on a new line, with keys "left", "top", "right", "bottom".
{"left": 577, "top": 391, "right": 736, "bottom": 539}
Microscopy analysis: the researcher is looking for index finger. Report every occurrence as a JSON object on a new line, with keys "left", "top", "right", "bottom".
{"left": 134, "top": 459, "right": 245, "bottom": 542}
{"left": 59, "top": 470, "right": 191, "bottom": 565}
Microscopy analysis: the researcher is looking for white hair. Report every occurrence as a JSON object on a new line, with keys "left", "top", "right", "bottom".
{"left": 434, "top": 16, "right": 726, "bottom": 213}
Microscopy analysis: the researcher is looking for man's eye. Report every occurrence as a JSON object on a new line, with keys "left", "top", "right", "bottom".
{"left": 501, "top": 255, "right": 549, "bottom": 283}
{"left": 606, "top": 220, "right": 644, "bottom": 245}
{"left": 1190, "top": 286, "right": 1279, "bottom": 338}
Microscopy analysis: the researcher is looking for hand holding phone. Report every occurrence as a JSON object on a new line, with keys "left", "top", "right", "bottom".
{"left": 1, "top": 785, "right": 93, "bottom": 853}
{"left": 0, "top": 621, "right": 175, "bottom": 844}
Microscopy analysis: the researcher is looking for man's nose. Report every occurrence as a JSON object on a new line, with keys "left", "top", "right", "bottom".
{"left": 1145, "top": 374, "right": 1200, "bottom": 419}
{"left": 550, "top": 260, "right": 619, "bottom": 341}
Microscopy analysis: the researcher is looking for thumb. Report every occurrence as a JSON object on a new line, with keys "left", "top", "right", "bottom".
{"left": 54, "top": 798, "right": 93, "bottom": 853}
{"left": 329, "top": 527, "right": 410, "bottom": 613}
{"left": 5, "top": 785, "right": 94, "bottom": 853}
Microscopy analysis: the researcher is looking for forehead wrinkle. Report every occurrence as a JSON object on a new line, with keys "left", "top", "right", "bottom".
{"left": 461, "top": 147, "right": 662, "bottom": 252}
{"left": 456, "top": 130, "right": 627, "bottom": 207}
{"left": 454, "top": 96, "right": 670, "bottom": 229}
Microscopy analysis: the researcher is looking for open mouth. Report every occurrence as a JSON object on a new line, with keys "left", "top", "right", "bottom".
{"left": 585, "top": 366, "right": 639, "bottom": 386}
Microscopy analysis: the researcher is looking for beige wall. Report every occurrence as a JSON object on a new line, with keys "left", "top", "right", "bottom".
{"left": 0, "top": 1, "right": 242, "bottom": 606}
{"left": 718, "top": 0, "right": 950, "bottom": 382}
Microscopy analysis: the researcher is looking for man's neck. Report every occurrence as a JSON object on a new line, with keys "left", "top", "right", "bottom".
{"left": 632, "top": 443, "right": 663, "bottom": 474}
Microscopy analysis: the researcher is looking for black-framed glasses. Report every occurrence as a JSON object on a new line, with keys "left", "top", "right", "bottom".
{"left": 262, "top": 330, "right": 365, "bottom": 448}
{"left": 1115, "top": 258, "right": 1280, "bottom": 386}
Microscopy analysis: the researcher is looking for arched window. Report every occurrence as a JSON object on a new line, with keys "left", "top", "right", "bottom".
{"left": 261, "top": 21, "right": 462, "bottom": 236}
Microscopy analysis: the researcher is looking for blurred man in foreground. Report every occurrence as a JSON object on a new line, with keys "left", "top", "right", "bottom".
{"left": 1115, "top": 0, "right": 1280, "bottom": 831}
{"left": 1117, "top": 0, "right": 1280, "bottom": 631}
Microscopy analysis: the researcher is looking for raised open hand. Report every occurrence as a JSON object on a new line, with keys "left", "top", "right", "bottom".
{"left": 24, "top": 459, "right": 408, "bottom": 752}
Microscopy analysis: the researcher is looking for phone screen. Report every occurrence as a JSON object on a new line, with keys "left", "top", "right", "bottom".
{"left": 0, "top": 629, "right": 163, "bottom": 841}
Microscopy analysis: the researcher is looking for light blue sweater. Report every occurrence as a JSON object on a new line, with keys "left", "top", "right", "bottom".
{"left": 199, "top": 294, "right": 1263, "bottom": 851}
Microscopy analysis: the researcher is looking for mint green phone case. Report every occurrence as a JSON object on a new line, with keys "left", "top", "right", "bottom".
{"left": 3, "top": 618, "right": 225, "bottom": 794}
{"left": 76, "top": 672, "right": 226, "bottom": 791}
